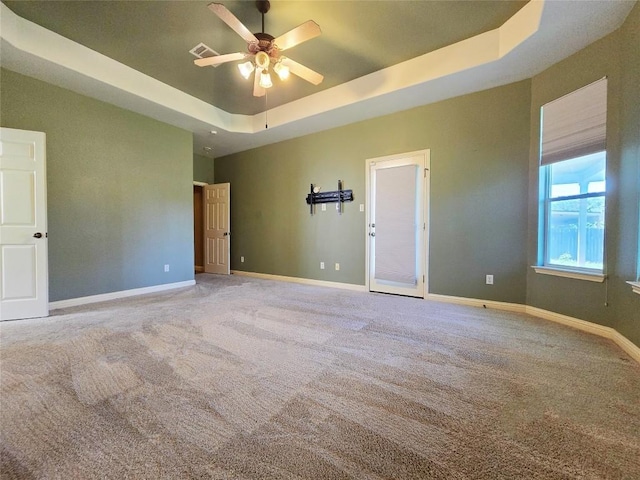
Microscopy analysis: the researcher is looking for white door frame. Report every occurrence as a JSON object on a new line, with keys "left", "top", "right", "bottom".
{"left": 365, "top": 149, "right": 430, "bottom": 296}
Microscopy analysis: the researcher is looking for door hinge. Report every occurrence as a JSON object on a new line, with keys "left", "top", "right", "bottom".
{"left": 424, "top": 168, "right": 428, "bottom": 177}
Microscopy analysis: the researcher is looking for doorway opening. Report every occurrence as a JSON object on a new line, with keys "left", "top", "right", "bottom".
{"left": 193, "top": 184, "right": 204, "bottom": 273}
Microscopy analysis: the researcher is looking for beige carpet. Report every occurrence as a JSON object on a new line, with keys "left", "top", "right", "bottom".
{"left": 1, "top": 274, "right": 639, "bottom": 479}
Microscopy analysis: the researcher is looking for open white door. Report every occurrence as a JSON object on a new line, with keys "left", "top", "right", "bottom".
{"left": 0, "top": 128, "right": 49, "bottom": 320}
{"left": 204, "top": 183, "right": 230, "bottom": 275}
{"left": 367, "top": 150, "right": 428, "bottom": 298}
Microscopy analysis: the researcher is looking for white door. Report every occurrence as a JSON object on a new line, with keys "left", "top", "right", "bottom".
{"left": 367, "top": 150, "right": 428, "bottom": 298}
{"left": 0, "top": 128, "right": 49, "bottom": 320}
{"left": 204, "top": 183, "right": 230, "bottom": 275}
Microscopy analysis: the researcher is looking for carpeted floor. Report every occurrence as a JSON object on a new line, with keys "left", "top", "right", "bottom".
{"left": 1, "top": 274, "right": 639, "bottom": 479}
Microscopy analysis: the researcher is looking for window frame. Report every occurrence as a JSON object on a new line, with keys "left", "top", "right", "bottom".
{"left": 540, "top": 155, "right": 606, "bottom": 274}
{"left": 535, "top": 78, "right": 608, "bottom": 281}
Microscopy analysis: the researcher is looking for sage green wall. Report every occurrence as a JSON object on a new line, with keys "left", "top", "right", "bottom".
{"left": 526, "top": 4, "right": 640, "bottom": 345}
{"left": 1, "top": 69, "right": 194, "bottom": 302}
{"left": 215, "top": 80, "right": 531, "bottom": 304}
{"left": 193, "top": 153, "right": 214, "bottom": 184}
{"left": 615, "top": 1, "right": 640, "bottom": 345}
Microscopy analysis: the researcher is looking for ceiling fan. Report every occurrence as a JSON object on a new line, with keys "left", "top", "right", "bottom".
{"left": 194, "top": 1, "right": 324, "bottom": 97}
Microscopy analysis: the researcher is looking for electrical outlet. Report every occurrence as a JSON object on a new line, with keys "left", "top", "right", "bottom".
{"left": 320, "top": 262, "right": 325, "bottom": 270}
{"left": 486, "top": 274, "right": 494, "bottom": 285}
{"left": 321, "top": 204, "right": 326, "bottom": 211}
{"left": 359, "top": 204, "right": 364, "bottom": 212}
{"left": 240, "top": 256, "right": 244, "bottom": 263}
{"left": 335, "top": 263, "right": 340, "bottom": 271}
{"left": 164, "top": 264, "right": 170, "bottom": 272}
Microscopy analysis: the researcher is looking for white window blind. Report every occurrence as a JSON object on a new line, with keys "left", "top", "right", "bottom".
{"left": 374, "top": 165, "right": 418, "bottom": 285}
{"left": 540, "top": 78, "right": 607, "bottom": 166}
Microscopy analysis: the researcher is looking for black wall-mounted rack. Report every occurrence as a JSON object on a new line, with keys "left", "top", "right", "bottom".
{"left": 306, "top": 180, "right": 353, "bottom": 215}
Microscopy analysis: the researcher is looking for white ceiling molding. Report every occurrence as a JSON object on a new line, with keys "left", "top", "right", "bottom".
{"left": 0, "top": 3, "right": 249, "bottom": 133}
{"left": 0, "top": 1, "right": 634, "bottom": 157}
{"left": 260, "top": 0, "right": 544, "bottom": 134}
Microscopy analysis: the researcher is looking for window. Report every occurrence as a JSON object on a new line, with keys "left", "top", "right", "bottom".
{"left": 543, "top": 152, "right": 606, "bottom": 270}
{"left": 539, "top": 78, "right": 607, "bottom": 274}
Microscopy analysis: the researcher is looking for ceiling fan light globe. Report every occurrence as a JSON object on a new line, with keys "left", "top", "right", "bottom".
{"left": 259, "top": 71, "right": 273, "bottom": 89}
{"left": 274, "top": 62, "right": 290, "bottom": 80}
{"left": 255, "top": 51, "right": 270, "bottom": 70}
{"left": 238, "top": 61, "right": 255, "bottom": 79}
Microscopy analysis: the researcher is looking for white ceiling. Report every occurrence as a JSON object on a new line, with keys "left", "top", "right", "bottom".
{"left": 0, "top": 1, "right": 634, "bottom": 158}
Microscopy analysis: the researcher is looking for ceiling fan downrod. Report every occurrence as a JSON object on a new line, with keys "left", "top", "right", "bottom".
{"left": 250, "top": 1, "right": 275, "bottom": 56}
{"left": 256, "top": 0, "right": 270, "bottom": 34}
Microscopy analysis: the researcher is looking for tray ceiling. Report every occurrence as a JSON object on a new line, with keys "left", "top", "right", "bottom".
{"left": 1, "top": 1, "right": 634, "bottom": 157}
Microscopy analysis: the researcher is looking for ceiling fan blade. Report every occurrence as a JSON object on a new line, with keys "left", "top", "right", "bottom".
{"left": 282, "top": 58, "right": 324, "bottom": 85}
{"left": 208, "top": 3, "right": 258, "bottom": 44}
{"left": 194, "top": 52, "right": 246, "bottom": 67}
{"left": 274, "top": 20, "right": 321, "bottom": 51}
{"left": 253, "top": 69, "right": 266, "bottom": 97}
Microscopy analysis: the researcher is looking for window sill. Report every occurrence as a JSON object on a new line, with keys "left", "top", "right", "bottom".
{"left": 627, "top": 281, "right": 640, "bottom": 295}
{"left": 532, "top": 266, "right": 606, "bottom": 283}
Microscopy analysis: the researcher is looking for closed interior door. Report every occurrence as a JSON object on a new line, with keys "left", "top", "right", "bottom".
{"left": 204, "top": 183, "right": 230, "bottom": 275}
{"left": 367, "top": 151, "right": 428, "bottom": 297}
{"left": 0, "top": 127, "right": 49, "bottom": 320}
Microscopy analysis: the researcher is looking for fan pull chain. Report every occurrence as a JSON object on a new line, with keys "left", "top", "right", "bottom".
{"left": 265, "top": 91, "right": 268, "bottom": 129}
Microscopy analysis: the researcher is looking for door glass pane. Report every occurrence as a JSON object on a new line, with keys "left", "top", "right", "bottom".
{"left": 374, "top": 165, "right": 417, "bottom": 284}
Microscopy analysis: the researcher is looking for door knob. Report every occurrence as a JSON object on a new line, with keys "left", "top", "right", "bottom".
{"left": 33, "top": 232, "right": 43, "bottom": 238}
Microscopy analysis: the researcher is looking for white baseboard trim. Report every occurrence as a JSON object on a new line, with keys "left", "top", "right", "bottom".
{"left": 426, "top": 293, "right": 639, "bottom": 364}
{"left": 426, "top": 293, "right": 527, "bottom": 313}
{"left": 610, "top": 330, "right": 640, "bottom": 364}
{"left": 231, "top": 270, "right": 368, "bottom": 293}
{"left": 524, "top": 306, "right": 640, "bottom": 364}
{"left": 524, "top": 306, "right": 613, "bottom": 338}
{"left": 49, "top": 280, "right": 196, "bottom": 310}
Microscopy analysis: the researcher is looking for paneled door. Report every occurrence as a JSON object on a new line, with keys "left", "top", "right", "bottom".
{"left": 0, "top": 128, "right": 49, "bottom": 320}
{"left": 204, "top": 183, "right": 230, "bottom": 275}
{"left": 367, "top": 150, "right": 429, "bottom": 298}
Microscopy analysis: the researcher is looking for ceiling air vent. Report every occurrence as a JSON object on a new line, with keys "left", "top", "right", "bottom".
{"left": 189, "top": 43, "right": 221, "bottom": 66}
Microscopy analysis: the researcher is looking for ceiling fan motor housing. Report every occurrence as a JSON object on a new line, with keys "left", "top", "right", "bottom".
{"left": 250, "top": 32, "right": 279, "bottom": 57}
